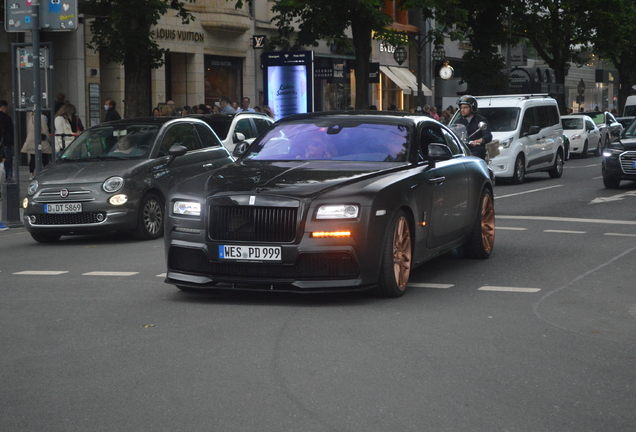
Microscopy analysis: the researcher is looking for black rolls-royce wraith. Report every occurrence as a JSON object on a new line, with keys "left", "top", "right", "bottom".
{"left": 165, "top": 111, "right": 495, "bottom": 297}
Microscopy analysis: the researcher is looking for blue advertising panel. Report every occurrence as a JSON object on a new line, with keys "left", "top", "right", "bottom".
{"left": 262, "top": 51, "right": 314, "bottom": 120}
{"left": 5, "top": 0, "right": 78, "bottom": 32}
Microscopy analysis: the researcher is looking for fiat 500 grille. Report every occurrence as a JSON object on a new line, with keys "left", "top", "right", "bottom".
{"left": 168, "top": 247, "right": 358, "bottom": 279}
{"left": 619, "top": 151, "right": 636, "bottom": 174}
{"left": 209, "top": 206, "right": 298, "bottom": 242}
{"left": 31, "top": 213, "right": 103, "bottom": 225}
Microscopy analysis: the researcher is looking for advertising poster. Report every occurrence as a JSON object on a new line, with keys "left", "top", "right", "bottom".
{"left": 267, "top": 65, "right": 308, "bottom": 121}
{"left": 262, "top": 51, "right": 313, "bottom": 120}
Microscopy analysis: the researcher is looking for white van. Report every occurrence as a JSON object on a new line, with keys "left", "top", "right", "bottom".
{"left": 623, "top": 95, "right": 636, "bottom": 116}
{"left": 450, "top": 94, "right": 565, "bottom": 184}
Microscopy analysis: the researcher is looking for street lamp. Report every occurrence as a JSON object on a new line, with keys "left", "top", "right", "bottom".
{"left": 432, "top": 46, "right": 446, "bottom": 62}
{"left": 393, "top": 46, "right": 408, "bottom": 66}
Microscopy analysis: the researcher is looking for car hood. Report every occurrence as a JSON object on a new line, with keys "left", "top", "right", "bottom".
{"left": 35, "top": 159, "right": 147, "bottom": 184}
{"left": 208, "top": 160, "right": 403, "bottom": 198}
{"left": 617, "top": 138, "right": 636, "bottom": 150}
{"left": 563, "top": 130, "right": 585, "bottom": 138}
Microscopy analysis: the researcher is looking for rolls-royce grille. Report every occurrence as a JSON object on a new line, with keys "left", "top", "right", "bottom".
{"left": 619, "top": 151, "right": 636, "bottom": 174}
{"left": 209, "top": 206, "right": 297, "bottom": 242}
{"left": 30, "top": 213, "right": 104, "bottom": 225}
{"left": 168, "top": 247, "right": 358, "bottom": 279}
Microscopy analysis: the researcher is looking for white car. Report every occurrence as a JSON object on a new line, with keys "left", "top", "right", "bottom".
{"left": 562, "top": 115, "right": 602, "bottom": 157}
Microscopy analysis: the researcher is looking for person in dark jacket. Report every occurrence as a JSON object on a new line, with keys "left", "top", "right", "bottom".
{"left": 0, "top": 99, "right": 14, "bottom": 181}
{"left": 103, "top": 98, "right": 121, "bottom": 122}
{"left": 455, "top": 95, "right": 492, "bottom": 160}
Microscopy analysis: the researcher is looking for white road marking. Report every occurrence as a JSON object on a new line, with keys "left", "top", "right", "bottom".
{"left": 82, "top": 271, "right": 139, "bottom": 276}
{"left": 497, "top": 215, "right": 636, "bottom": 226}
{"left": 478, "top": 286, "right": 541, "bottom": 293}
{"left": 408, "top": 283, "right": 453, "bottom": 289}
{"left": 605, "top": 233, "right": 636, "bottom": 238}
{"left": 14, "top": 270, "right": 69, "bottom": 275}
{"left": 544, "top": 229, "right": 587, "bottom": 234}
{"left": 497, "top": 227, "right": 528, "bottom": 231}
{"left": 494, "top": 185, "right": 563, "bottom": 200}
{"left": 590, "top": 190, "right": 636, "bottom": 204}
{"left": 156, "top": 273, "right": 166, "bottom": 277}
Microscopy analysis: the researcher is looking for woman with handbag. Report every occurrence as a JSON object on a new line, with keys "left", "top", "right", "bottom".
{"left": 54, "top": 103, "right": 76, "bottom": 153}
{"left": 22, "top": 111, "right": 52, "bottom": 180}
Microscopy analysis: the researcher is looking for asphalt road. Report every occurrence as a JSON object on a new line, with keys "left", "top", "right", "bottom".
{"left": 1, "top": 156, "right": 635, "bottom": 431}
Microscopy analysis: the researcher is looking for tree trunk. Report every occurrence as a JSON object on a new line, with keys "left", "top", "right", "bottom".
{"left": 124, "top": 52, "right": 152, "bottom": 118}
{"left": 351, "top": 22, "right": 373, "bottom": 110}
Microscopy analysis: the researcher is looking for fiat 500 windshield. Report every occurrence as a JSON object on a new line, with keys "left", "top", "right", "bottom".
{"left": 60, "top": 125, "right": 160, "bottom": 160}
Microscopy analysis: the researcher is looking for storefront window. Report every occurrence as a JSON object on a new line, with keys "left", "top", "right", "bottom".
{"left": 204, "top": 55, "right": 242, "bottom": 107}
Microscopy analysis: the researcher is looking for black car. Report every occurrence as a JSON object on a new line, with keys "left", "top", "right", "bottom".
{"left": 23, "top": 116, "right": 234, "bottom": 242}
{"left": 602, "top": 118, "right": 636, "bottom": 188}
{"left": 165, "top": 111, "right": 495, "bottom": 297}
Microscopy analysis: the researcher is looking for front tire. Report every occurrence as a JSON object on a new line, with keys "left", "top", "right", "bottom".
{"left": 30, "top": 232, "right": 62, "bottom": 243}
{"left": 581, "top": 140, "right": 589, "bottom": 158}
{"left": 548, "top": 150, "right": 564, "bottom": 178}
{"left": 593, "top": 140, "right": 601, "bottom": 157}
{"left": 511, "top": 154, "right": 525, "bottom": 184}
{"left": 133, "top": 192, "right": 164, "bottom": 240}
{"left": 603, "top": 176, "right": 621, "bottom": 189}
{"left": 458, "top": 188, "right": 495, "bottom": 259}
{"left": 374, "top": 210, "right": 412, "bottom": 298}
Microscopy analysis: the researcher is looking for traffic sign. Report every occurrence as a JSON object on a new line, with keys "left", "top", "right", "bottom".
{"left": 5, "top": 0, "right": 78, "bottom": 32}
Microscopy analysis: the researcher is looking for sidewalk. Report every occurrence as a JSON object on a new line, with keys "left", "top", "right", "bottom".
{"left": 1, "top": 164, "right": 30, "bottom": 226}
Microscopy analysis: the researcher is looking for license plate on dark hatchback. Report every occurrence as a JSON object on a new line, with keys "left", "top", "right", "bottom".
{"left": 219, "top": 245, "right": 281, "bottom": 261}
{"left": 44, "top": 203, "right": 82, "bottom": 214}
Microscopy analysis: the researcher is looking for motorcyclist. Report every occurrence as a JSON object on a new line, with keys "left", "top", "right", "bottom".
{"left": 456, "top": 95, "right": 492, "bottom": 160}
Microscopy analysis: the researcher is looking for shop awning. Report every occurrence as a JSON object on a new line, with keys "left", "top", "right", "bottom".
{"left": 379, "top": 66, "right": 432, "bottom": 96}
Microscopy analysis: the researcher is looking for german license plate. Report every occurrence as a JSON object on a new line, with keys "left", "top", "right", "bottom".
{"left": 44, "top": 203, "right": 82, "bottom": 214}
{"left": 219, "top": 245, "right": 281, "bottom": 261}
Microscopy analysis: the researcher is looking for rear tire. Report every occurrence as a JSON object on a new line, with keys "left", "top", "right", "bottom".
{"left": 548, "top": 150, "right": 564, "bottom": 178}
{"left": 511, "top": 154, "right": 525, "bottom": 184}
{"left": 457, "top": 188, "right": 495, "bottom": 259}
{"left": 593, "top": 140, "right": 601, "bottom": 157}
{"left": 133, "top": 192, "right": 164, "bottom": 240}
{"left": 30, "top": 232, "right": 62, "bottom": 243}
{"left": 374, "top": 210, "right": 412, "bottom": 298}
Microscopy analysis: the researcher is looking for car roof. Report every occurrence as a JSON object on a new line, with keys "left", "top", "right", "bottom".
{"left": 97, "top": 116, "right": 186, "bottom": 127}
{"left": 275, "top": 110, "right": 440, "bottom": 125}
{"left": 564, "top": 114, "right": 593, "bottom": 120}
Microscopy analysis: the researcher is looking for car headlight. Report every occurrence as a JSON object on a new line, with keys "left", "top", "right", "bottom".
{"left": 316, "top": 204, "right": 359, "bottom": 219}
{"left": 103, "top": 176, "right": 124, "bottom": 193}
{"left": 173, "top": 201, "right": 201, "bottom": 216}
{"left": 603, "top": 147, "right": 623, "bottom": 157}
{"left": 500, "top": 136, "right": 513, "bottom": 148}
{"left": 27, "top": 180, "right": 38, "bottom": 196}
{"left": 108, "top": 194, "right": 128, "bottom": 205}
{"left": 571, "top": 133, "right": 581, "bottom": 140}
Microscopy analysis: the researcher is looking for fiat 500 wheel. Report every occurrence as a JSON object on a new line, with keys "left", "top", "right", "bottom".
{"left": 133, "top": 192, "right": 164, "bottom": 240}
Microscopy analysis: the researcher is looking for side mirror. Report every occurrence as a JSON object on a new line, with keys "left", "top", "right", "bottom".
{"left": 477, "top": 121, "right": 487, "bottom": 131}
{"left": 232, "top": 141, "right": 249, "bottom": 157}
{"left": 611, "top": 128, "right": 621, "bottom": 137}
{"left": 427, "top": 143, "right": 453, "bottom": 168}
{"left": 167, "top": 145, "right": 187, "bottom": 164}
{"left": 233, "top": 132, "right": 246, "bottom": 143}
{"left": 523, "top": 125, "right": 541, "bottom": 136}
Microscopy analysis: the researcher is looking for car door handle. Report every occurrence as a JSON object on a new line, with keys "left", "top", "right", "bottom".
{"left": 203, "top": 163, "right": 214, "bottom": 168}
{"left": 428, "top": 176, "right": 446, "bottom": 185}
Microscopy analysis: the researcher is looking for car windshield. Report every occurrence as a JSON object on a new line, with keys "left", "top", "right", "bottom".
{"left": 584, "top": 113, "right": 605, "bottom": 125}
{"left": 623, "top": 118, "right": 636, "bottom": 138}
{"left": 246, "top": 119, "right": 411, "bottom": 162}
{"left": 450, "top": 107, "right": 520, "bottom": 132}
{"left": 59, "top": 125, "right": 159, "bottom": 161}
{"left": 562, "top": 118, "right": 583, "bottom": 130}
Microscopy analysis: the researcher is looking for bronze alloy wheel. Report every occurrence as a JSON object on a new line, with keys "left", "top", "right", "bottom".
{"left": 480, "top": 192, "right": 495, "bottom": 254}
{"left": 392, "top": 215, "right": 412, "bottom": 289}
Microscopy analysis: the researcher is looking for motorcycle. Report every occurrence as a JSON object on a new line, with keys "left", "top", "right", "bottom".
{"left": 449, "top": 122, "right": 500, "bottom": 163}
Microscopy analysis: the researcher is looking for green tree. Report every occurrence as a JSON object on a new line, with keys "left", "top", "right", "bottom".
{"left": 587, "top": 0, "right": 636, "bottom": 113}
{"left": 510, "top": 0, "right": 591, "bottom": 112}
{"left": 233, "top": 0, "right": 464, "bottom": 110}
{"left": 82, "top": 0, "right": 195, "bottom": 118}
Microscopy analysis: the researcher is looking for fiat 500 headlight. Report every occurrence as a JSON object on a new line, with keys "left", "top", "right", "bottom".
{"left": 28, "top": 180, "right": 38, "bottom": 196}
{"left": 173, "top": 201, "right": 201, "bottom": 216}
{"left": 316, "top": 204, "right": 359, "bottom": 219}
{"left": 103, "top": 176, "right": 124, "bottom": 193}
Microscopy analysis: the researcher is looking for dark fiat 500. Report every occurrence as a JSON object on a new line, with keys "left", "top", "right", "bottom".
{"left": 23, "top": 117, "right": 234, "bottom": 243}
{"left": 165, "top": 112, "right": 495, "bottom": 297}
